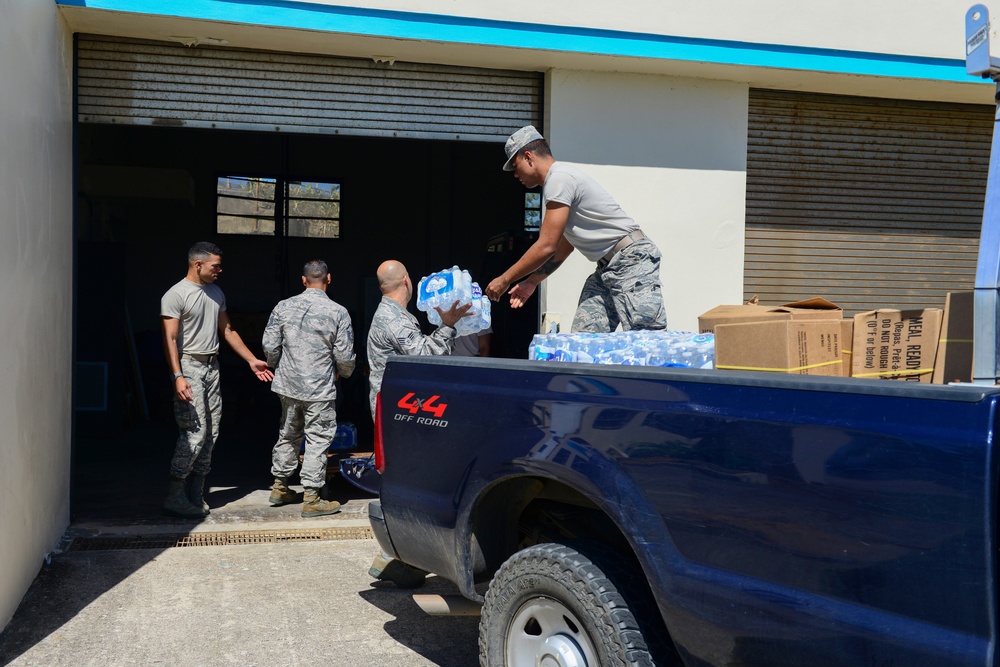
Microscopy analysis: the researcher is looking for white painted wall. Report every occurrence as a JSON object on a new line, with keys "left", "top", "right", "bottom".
{"left": 538, "top": 70, "right": 748, "bottom": 332}
{"left": 0, "top": 1, "right": 74, "bottom": 629}
{"left": 307, "top": 0, "right": 975, "bottom": 60}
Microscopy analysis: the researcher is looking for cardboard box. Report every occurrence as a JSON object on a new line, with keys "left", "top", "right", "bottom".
{"left": 714, "top": 319, "right": 846, "bottom": 376}
{"left": 839, "top": 318, "right": 854, "bottom": 377}
{"left": 699, "top": 297, "right": 842, "bottom": 333}
{"left": 852, "top": 309, "right": 943, "bottom": 382}
{"left": 932, "top": 291, "right": 973, "bottom": 384}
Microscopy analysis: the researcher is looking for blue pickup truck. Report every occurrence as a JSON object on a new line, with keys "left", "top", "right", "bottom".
{"left": 368, "top": 6, "right": 1000, "bottom": 665}
{"left": 368, "top": 357, "right": 1000, "bottom": 666}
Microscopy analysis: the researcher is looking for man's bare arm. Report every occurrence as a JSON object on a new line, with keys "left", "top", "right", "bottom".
{"left": 161, "top": 316, "right": 193, "bottom": 401}
{"left": 218, "top": 311, "right": 274, "bottom": 381}
{"left": 485, "top": 203, "right": 570, "bottom": 300}
{"left": 526, "top": 236, "right": 575, "bottom": 284}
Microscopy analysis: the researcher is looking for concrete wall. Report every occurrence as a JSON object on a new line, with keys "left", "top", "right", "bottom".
{"left": 540, "top": 70, "right": 749, "bottom": 332}
{"left": 306, "top": 0, "right": 974, "bottom": 61}
{"left": 0, "top": 1, "right": 74, "bottom": 629}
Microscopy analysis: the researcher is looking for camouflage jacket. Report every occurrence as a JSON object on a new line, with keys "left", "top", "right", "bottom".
{"left": 367, "top": 296, "right": 455, "bottom": 418}
{"left": 263, "top": 288, "right": 356, "bottom": 402}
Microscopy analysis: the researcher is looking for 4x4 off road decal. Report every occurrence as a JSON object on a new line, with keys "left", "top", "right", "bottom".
{"left": 394, "top": 392, "right": 449, "bottom": 427}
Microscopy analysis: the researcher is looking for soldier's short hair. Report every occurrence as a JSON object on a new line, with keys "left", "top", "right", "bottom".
{"left": 303, "top": 260, "right": 328, "bottom": 281}
{"left": 188, "top": 241, "right": 223, "bottom": 263}
{"left": 522, "top": 138, "right": 552, "bottom": 160}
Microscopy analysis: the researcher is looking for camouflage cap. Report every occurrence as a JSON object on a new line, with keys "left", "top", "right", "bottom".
{"left": 503, "top": 125, "right": 544, "bottom": 171}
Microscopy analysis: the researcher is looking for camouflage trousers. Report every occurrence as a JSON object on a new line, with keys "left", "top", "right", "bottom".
{"left": 572, "top": 237, "right": 668, "bottom": 333}
{"left": 271, "top": 395, "right": 338, "bottom": 489}
{"left": 170, "top": 354, "right": 222, "bottom": 479}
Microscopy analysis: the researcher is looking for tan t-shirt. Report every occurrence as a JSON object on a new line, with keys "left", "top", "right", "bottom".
{"left": 544, "top": 162, "right": 637, "bottom": 262}
{"left": 160, "top": 278, "right": 226, "bottom": 355}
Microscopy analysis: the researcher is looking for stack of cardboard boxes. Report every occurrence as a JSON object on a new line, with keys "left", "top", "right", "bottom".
{"left": 700, "top": 292, "right": 973, "bottom": 384}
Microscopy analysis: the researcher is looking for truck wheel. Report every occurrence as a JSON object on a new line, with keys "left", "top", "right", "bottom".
{"left": 479, "top": 543, "right": 654, "bottom": 667}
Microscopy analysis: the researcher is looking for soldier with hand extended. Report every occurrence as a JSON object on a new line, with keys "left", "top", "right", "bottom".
{"left": 263, "top": 260, "right": 356, "bottom": 518}
{"left": 485, "top": 125, "right": 667, "bottom": 333}
{"left": 161, "top": 241, "right": 273, "bottom": 518}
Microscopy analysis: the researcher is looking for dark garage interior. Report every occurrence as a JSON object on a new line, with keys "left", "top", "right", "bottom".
{"left": 72, "top": 123, "right": 539, "bottom": 521}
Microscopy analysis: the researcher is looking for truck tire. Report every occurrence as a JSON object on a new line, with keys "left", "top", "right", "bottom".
{"left": 479, "top": 543, "right": 655, "bottom": 667}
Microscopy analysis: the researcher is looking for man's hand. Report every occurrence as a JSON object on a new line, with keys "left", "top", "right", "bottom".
{"left": 435, "top": 300, "right": 473, "bottom": 328}
{"left": 485, "top": 276, "right": 510, "bottom": 301}
{"left": 174, "top": 377, "right": 194, "bottom": 402}
{"left": 250, "top": 359, "right": 274, "bottom": 382}
{"left": 508, "top": 281, "right": 537, "bottom": 309}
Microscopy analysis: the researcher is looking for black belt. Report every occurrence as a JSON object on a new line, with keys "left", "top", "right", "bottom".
{"left": 598, "top": 229, "right": 645, "bottom": 268}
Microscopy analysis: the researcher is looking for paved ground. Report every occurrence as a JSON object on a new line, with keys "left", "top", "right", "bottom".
{"left": 0, "top": 403, "right": 485, "bottom": 665}
{"left": 0, "top": 487, "right": 482, "bottom": 667}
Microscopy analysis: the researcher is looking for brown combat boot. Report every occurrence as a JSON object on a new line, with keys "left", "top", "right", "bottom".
{"left": 301, "top": 488, "right": 340, "bottom": 518}
{"left": 268, "top": 477, "right": 302, "bottom": 507}
{"left": 164, "top": 477, "right": 206, "bottom": 518}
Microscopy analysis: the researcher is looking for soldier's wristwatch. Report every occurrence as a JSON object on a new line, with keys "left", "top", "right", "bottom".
{"left": 171, "top": 372, "right": 184, "bottom": 381}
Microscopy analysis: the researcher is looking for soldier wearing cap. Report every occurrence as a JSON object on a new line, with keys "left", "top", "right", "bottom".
{"left": 263, "top": 259, "right": 356, "bottom": 518}
{"left": 485, "top": 125, "right": 667, "bottom": 333}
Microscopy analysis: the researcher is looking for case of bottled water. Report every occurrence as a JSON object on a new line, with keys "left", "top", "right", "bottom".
{"left": 528, "top": 330, "right": 715, "bottom": 369}
{"left": 417, "top": 266, "right": 490, "bottom": 336}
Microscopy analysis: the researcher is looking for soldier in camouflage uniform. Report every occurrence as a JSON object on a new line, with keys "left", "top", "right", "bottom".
{"left": 263, "top": 260, "right": 356, "bottom": 518}
{"left": 367, "top": 260, "right": 472, "bottom": 420}
{"left": 485, "top": 125, "right": 667, "bottom": 333}
{"left": 161, "top": 241, "right": 273, "bottom": 518}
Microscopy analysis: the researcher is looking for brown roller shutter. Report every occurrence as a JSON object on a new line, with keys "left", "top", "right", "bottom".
{"left": 745, "top": 89, "right": 993, "bottom": 315}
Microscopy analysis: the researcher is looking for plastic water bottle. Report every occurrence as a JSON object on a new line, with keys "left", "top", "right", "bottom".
{"left": 528, "top": 334, "right": 540, "bottom": 360}
{"left": 455, "top": 280, "right": 483, "bottom": 337}
{"left": 458, "top": 269, "right": 473, "bottom": 311}
{"left": 529, "top": 333, "right": 557, "bottom": 361}
{"left": 563, "top": 336, "right": 584, "bottom": 362}
{"left": 691, "top": 333, "right": 716, "bottom": 369}
{"left": 420, "top": 269, "right": 453, "bottom": 311}
{"left": 417, "top": 266, "right": 486, "bottom": 334}
{"left": 479, "top": 294, "right": 492, "bottom": 330}
{"left": 417, "top": 269, "right": 454, "bottom": 326}
{"left": 461, "top": 271, "right": 474, "bottom": 300}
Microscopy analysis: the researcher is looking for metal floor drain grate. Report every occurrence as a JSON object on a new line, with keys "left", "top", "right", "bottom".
{"left": 68, "top": 526, "right": 374, "bottom": 552}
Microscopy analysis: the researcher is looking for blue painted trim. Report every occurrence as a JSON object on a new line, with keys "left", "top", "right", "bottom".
{"left": 57, "top": 0, "right": 985, "bottom": 84}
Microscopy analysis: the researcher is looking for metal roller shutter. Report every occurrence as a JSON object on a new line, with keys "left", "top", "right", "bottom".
{"left": 77, "top": 34, "right": 542, "bottom": 141}
{"left": 745, "top": 89, "right": 993, "bottom": 316}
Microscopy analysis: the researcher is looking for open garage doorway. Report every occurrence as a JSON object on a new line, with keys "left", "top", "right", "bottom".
{"left": 72, "top": 123, "right": 538, "bottom": 522}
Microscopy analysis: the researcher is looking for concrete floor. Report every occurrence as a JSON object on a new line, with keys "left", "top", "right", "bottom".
{"left": 0, "top": 410, "right": 485, "bottom": 666}
{"left": 0, "top": 535, "right": 481, "bottom": 667}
